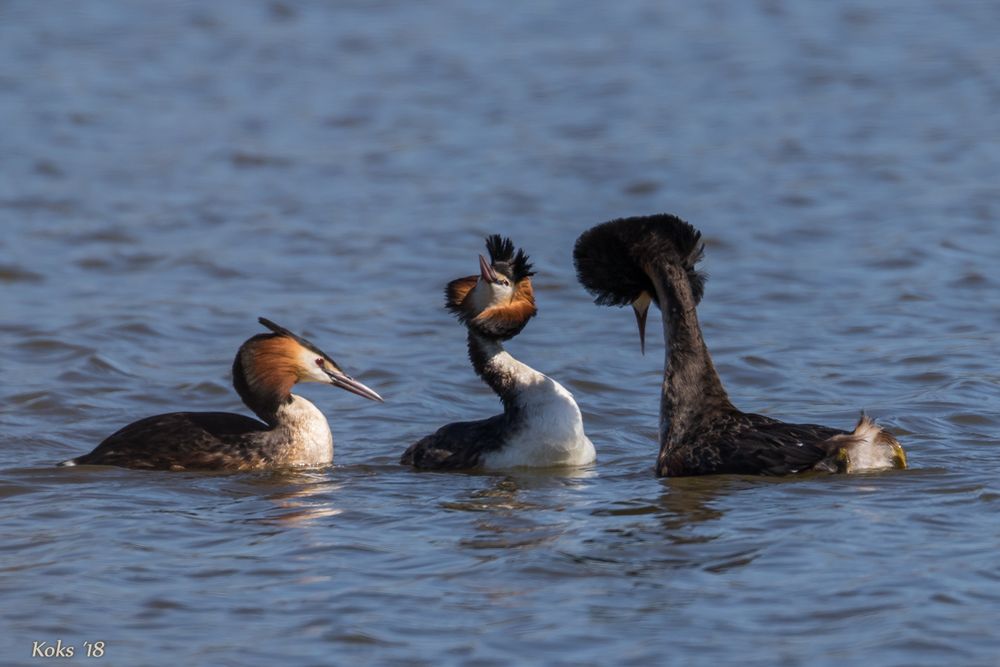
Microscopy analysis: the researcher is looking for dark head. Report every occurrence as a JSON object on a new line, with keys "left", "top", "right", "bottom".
{"left": 444, "top": 234, "right": 537, "bottom": 340}
{"left": 573, "top": 214, "right": 707, "bottom": 353}
{"left": 233, "top": 317, "right": 383, "bottom": 421}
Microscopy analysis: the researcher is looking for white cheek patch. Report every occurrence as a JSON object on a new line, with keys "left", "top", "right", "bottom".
{"left": 494, "top": 284, "right": 515, "bottom": 304}
{"left": 299, "top": 350, "right": 331, "bottom": 383}
{"left": 469, "top": 281, "right": 514, "bottom": 312}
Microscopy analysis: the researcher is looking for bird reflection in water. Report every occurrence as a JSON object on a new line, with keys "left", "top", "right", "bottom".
{"left": 239, "top": 470, "right": 345, "bottom": 525}
{"left": 442, "top": 472, "right": 595, "bottom": 550}
{"left": 566, "top": 476, "right": 766, "bottom": 575}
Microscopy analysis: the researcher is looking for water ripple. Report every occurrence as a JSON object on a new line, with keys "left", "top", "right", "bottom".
{"left": 2, "top": 1, "right": 1000, "bottom": 665}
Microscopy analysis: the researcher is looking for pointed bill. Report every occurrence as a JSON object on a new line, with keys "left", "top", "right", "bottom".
{"left": 632, "top": 291, "right": 651, "bottom": 355}
{"left": 325, "top": 369, "right": 384, "bottom": 403}
{"left": 479, "top": 254, "right": 498, "bottom": 283}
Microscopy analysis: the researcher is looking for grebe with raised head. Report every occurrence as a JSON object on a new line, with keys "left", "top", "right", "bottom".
{"left": 59, "top": 318, "right": 383, "bottom": 471}
{"left": 573, "top": 214, "right": 906, "bottom": 476}
{"left": 402, "top": 235, "right": 594, "bottom": 470}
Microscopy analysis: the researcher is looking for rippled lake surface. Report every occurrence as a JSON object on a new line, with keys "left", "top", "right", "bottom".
{"left": 2, "top": 1, "right": 999, "bottom": 665}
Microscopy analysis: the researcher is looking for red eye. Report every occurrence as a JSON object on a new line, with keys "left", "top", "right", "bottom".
{"left": 315, "top": 358, "right": 324, "bottom": 367}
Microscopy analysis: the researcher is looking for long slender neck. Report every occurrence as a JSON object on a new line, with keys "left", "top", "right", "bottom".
{"left": 466, "top": 330, "right": 537, "bottom": 412}
{"left": 232, "top": 358, "right": 292, "bottom": 427}
{"left": 650, "top": 263, "right": 734, "bottom": 450}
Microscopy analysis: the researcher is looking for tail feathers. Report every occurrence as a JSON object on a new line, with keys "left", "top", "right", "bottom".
{"left": 831, "top": 413, "right": 907, "bottom": 473}
{"left": 574, "top": 214, "right": 707, "bottom": 308}
{"left": 57, "top": 457, "right": 79, "bottom": 467}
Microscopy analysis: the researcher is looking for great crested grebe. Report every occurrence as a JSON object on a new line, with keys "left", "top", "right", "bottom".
{"left": 59, "top": 318, "right": 383, "bottom": 471}
{"left": 573, "top": 214, "right": 907, "bottom": 476}
{"left": 402, "top": 235, "right": 594, "bottom": 470}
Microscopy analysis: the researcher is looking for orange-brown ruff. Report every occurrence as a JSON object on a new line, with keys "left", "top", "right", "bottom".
{"left": 59, "top": 318, "right": 383, "bottom": 471}
{"left": 447, "top": 268, "right": 538, "bottom": 340}
{"left": 403, "top": 235, "right": 594, "bottom": 469}
{"left": 573, "top": 214, "right": 906, "bottom": 477}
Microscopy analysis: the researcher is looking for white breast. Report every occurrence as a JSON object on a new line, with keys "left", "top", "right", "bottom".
{"left": 481, "top": 359, "right": 595, "bottom": 469}
{"left": 272, "top": 395, "right": 334, "bottom": 466}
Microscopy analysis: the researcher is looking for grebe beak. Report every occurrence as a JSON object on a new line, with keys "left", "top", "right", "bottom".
{"left": 479, "top": 254, "right": 499, "bottom": 283}
{"left": 632, "top": 292, "right": 651, "bottom": 355}
{"left": 324, "top": 369, "right": 384, "bottom": 403}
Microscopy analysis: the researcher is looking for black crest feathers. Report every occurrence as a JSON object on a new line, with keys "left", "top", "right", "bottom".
{"left": 485, "top": 234, "right": 535, "bottom": 282}
{"left": 256, "top": 317, "right": 330, "bottom": 360}
{"left": 573, "top": 214, "right": 707, "bottom": 307}
{"left": 258, "top": 317, "right": 295, "bottom": 338}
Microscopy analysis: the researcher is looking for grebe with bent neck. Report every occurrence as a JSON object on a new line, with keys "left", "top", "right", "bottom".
{"left": 402, "top": 235, "right": 595, "bottom": 470}
{"left": 59, "top": 318, "right": 383, "bottom": 471}
{"left": 574, "top": 214, "right": 907, "bottom": 477}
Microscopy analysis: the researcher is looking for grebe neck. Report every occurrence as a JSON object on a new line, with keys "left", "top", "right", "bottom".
{"left": 231, "top": 356, "right": 292, "bottom": 426}
{"left": 466, "top": 331, "right": 541, "bottom": 412}
{"left": 650, "top": 263, "right": 734, "bottom": 448}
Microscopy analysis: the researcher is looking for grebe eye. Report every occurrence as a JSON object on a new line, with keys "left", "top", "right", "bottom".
{"left": 315, "top": 358, "right": 324, "bottom": 368}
